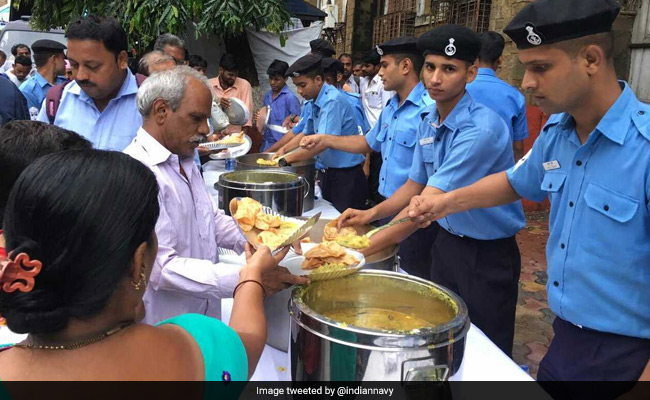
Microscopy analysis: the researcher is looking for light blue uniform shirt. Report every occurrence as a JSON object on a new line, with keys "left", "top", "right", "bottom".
{"left": 467, "top": 68, "right": 528, "bottom": 142}
{"left": 366, "top": 82, "right": 433, "bottom": 198}
{"left": 341, "top": 89, "right": 370, "bottom": 135}
{"left": 293, "top": 100, "right": 312, "bottom": 134}
{"left": 19, "top": 71, "right": 67, "bottom": 116}
{"left": 292, "top": 101, "right": 322, "bottom": 168}
{"left": 304, "top": 83, "right": 365, "bottom": 169}
{"left": 409, "top": 92, "right": 525, "bottom": 239}
{"left": 36, "top": 70, "right": 142, "bottom": 151}
{"left": 506, "top": 82, "right": 650, "bottom": 339}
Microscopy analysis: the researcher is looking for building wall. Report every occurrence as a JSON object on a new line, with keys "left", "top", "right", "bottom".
{"left": 317, "top": 0, "right": 367, "bottom": 57}
{"left": 343, "top": 0, "right": 355, "bottom": 54}
{"left": 352, "top": 0, "right": 380, "bottom": 54}
{"left": 488, "top": 0, "right": 532, "bottom": 92}
{"left": 327, "top": 0, "right": 379, "bottom": 58}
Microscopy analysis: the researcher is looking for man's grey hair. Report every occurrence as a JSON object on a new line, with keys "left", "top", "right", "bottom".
{"left": 136, "top": 66, "right": 214, "bottom": 117}
{"left": 138, "top": 50, "right": 174, "bottom": 76}
{"left": 154, "top": 33, "right": 185, "bottom": 51}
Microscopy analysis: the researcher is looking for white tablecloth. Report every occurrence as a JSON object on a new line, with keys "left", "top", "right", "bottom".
{"left": 221, "top": 298, "right": 532, "bottom": 382}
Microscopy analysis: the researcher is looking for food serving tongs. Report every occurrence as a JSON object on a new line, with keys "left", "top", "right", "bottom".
{"left": 273, "top": 147, "right": 302, "bottom": 167}
{"left": 364, "top": 217, "right": 412, "bottom": 238}
{"left": 270, "top": 212, "right": 321, "bottom": 255}
{"left": 333, "top": 217, "right": 412, "bottom": 250}
{"left": 198, "top": 141, "right": 241, "bottom": 151}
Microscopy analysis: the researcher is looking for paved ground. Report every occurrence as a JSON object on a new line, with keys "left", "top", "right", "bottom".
{"left": 513, "top": 210, "right": 552, "bottom": 379}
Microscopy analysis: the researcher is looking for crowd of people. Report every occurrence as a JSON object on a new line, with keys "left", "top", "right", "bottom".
{"left": 0, "top": 0, "right": 648, "bottom": 393}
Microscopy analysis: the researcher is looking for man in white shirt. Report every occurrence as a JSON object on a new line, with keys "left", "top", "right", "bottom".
{"left": 124, "top": 66, "right": 307, "bottom": 324}
{"left": 359, "top": 50, "right": 394, "bottom": 129}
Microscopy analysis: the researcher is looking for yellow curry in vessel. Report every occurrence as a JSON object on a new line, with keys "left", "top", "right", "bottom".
{"left": 323, "top": 308, "right": 436, "bottom": 331}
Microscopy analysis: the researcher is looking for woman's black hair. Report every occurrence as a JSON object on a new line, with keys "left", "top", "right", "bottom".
{"left": 0, "top": 121, "right": 92, "bottom": 226}
{"left": 1, "top": 150, "right": 160, "bottom": 334}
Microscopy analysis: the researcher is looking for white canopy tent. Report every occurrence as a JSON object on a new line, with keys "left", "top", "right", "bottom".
{"left": 246, "top": 20, "right": 323, "bottom": 97}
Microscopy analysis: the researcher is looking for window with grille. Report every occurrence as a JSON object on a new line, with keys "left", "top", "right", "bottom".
{"left": 428, "top": 0, "right": 492, "bottom": 32}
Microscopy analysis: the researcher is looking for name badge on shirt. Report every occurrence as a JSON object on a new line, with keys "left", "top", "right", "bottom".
{"left": 542, "top": 160, "right": 561, "bottom": 171}
{"left": 419, "top": 137, "right": 434, "bottom": 146}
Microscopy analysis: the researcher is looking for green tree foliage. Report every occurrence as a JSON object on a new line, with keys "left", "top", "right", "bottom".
{"left": 20, "top": 0, "right": 291, "bottom": 51}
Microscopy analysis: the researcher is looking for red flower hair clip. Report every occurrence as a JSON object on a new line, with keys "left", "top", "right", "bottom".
{"left": 0, "top": 253, "right": 43, "bottom": 293}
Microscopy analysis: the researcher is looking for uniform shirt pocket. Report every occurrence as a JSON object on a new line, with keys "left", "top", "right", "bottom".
{"left": 394, "top": 128, "right": 416, "bottom": 165}
{"left": 541, "top": 171, "right": 567, "bottom": 192}
{"left": 584, "top": 183, "right": 639, "bottom": 223}
{"left": 421, "top": 142, "right": 436, "bottom": 176}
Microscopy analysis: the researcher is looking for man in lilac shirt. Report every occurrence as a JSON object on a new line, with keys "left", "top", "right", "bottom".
{"left": 124, "top": 66, "right": 307, "bottom": 324}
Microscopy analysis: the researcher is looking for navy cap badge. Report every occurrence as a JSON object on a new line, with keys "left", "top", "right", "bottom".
{"left": 526, "top": 24, "right": 543, "bottom": 46}
{"left": 444, "top": 38, "right": 456, "bottom": 56}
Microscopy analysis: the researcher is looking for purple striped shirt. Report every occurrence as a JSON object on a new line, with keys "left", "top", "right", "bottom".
{"left": 124, "top": 128, "right": 246, "bottom": 324}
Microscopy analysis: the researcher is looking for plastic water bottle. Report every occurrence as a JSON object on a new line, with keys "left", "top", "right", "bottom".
{"left": 225, "top": 157, "right": 235, "bottom": 171}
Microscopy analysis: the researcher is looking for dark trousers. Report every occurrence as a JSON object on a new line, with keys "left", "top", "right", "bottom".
{"left": 377, "top": 216, "right": 439, "bottom": 280}
{"left": 367, "top": 151, "right": 383, "bottom": 206}
{"left": 538, "top": 318, "right": 650, "bottom": 397}
{"left": 431, "top": 228, "right": 521, "bottom": 358}
{"left": 320, "top": 164, "right": 368, "bottom": 213}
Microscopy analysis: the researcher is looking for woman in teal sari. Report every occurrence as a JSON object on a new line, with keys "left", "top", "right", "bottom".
{"left": 0, "top": 150, "right": 287, "bottom": 381}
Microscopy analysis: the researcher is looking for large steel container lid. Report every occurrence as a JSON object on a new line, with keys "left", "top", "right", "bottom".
{"left": 217, "top": 170, "right": 304, "bottom": 191}
{"left": 289, "top": 270, "right": 469, "bottom": 349}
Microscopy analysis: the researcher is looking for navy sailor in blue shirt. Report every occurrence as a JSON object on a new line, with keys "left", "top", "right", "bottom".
{"left": 467, "top": 32, "right": 529, "bottom": 161}
{"left": 266, "top": 41, "right": 335, "bottom": 154}
{"left": 300, "top": 36, "right": 439, "bottom": 279}
{"left": 281, "top": 54, "right": 367, "bottom": 212}
{"left": 19, "top": 40, "right": 68, "bottom": 119}
{"left": 346, "top": 25, "right": 526, "bottom": 357}
{"left": 406, "top": 0, "right": 650, "bottom": 390}
{"left": 320, "top": 57, "right": 370, "bottom": 135}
